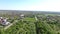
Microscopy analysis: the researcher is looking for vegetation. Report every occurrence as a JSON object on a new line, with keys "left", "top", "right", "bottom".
{"left": 0, "top": 11, "right": 60, "bottom": 34}
{"left": 0, "top": 19, "right": 36, "bottom": 34}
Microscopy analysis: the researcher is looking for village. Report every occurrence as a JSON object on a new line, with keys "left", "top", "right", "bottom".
{"left": 0, "top": 14, "right": 58, "bottom": 26}
{"left": 0, "top": 17, "right": 10, "bottom": 26}
{"left": 1, "top": 13, "right": 60, "bottom": 34}
{"left": 0, "top": 14, "right": 25, "bottom": 29}
{"left": 0, "top": 13, "right": 60, "bottom": 34}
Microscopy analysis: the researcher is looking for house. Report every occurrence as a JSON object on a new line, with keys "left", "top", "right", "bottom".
{"left": 20, "top": 14, "right": 24, "bottom": 19}
{"left": 0, "top": 17, "right": 10, "bottom": 26}
{"left": 1, "top": 21, "right": 10, "bottom": 26}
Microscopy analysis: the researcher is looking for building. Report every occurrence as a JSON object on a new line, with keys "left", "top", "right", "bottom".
{"left": 20, "top": 14, "right": 24, "bottom": 19}
{"left": 0, "top": 17, "right": 10, "bottom": 26}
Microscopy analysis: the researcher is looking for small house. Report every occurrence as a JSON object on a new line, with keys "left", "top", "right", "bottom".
{"left": 20, "top": 14, "right": 24, "bottom": 19}
{"left": 0, "top": 17, "right": 10, "bottom": 26}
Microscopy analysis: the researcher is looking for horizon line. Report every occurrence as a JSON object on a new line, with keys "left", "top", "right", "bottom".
{"left": 0, "top": 10, "right": 60, "bottom": 12}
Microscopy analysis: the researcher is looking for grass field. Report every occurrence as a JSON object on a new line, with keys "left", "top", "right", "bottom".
{"left": 23, "top": 17, "right": 36, "bottom": 22}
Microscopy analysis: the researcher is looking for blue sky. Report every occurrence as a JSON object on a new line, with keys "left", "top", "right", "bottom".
{"left": 0, "top": 0, "right": 60, "bottom": 11}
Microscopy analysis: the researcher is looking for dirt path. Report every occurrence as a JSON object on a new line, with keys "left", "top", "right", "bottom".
{"left": 4, "top": 20, "right": 18, "bottom": 30}
{"left": 4, "top": 23, "right": 13, "bottom": 30}
{"left": 4, "top": 17, "right": 38, "bottom": 30}
{"left": 35, "top": 16, "right": 38, "bottom": 21}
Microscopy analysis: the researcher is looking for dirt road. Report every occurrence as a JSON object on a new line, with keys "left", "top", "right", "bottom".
{"left": 4, "top": 20, "right": 18, "bottom": 30}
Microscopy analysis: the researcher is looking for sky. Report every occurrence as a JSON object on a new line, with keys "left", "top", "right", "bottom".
{"left": 0, "top": 0, "right": 60, "bottom": 12}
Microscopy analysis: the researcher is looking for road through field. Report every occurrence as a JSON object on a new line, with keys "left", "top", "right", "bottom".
{"left": 4, "top": 16, "right": 38, "bottom": 30}
{"left": 35, "top": 16, "right": 38, "bottom": 21}
{"left": 4, "top": 20, "right": 18, "bottom": 30}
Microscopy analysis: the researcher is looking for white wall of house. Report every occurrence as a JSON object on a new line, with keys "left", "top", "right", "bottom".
{"left": 0, "top": 17, "right": 10, "bottom": 26}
